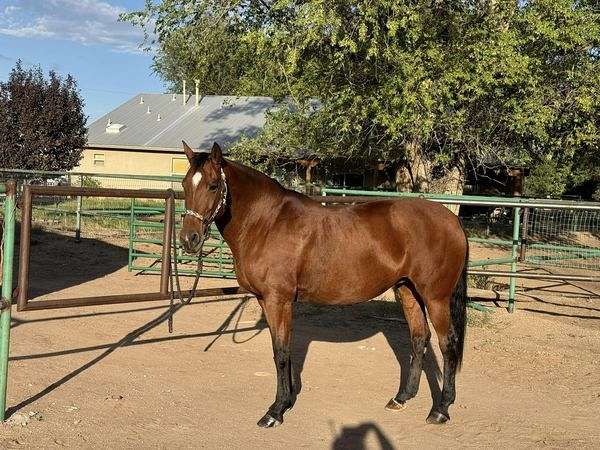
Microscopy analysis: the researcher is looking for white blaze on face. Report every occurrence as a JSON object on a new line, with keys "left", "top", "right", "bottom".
{"left": 192, "top": 170, "right": 203, "bottom": 188}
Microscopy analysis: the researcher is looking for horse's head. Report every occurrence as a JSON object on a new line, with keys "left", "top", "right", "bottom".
{"left": 179, "top": 140, "right": 227, "bottom": 254}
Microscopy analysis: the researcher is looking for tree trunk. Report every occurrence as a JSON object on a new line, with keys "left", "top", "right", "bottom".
{"left": 395, "top": 165, "right": 412, "bottom": 192}
{"left": 395, "top": 139, "right": 466, "bottom": 215}
{"left": 436, "top": 165, "right": 464, "bottom": 215}
{"left": 395, "top": 139, "right": 431, "bottom": 192}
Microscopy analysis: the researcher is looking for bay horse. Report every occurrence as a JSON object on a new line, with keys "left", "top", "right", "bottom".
{"left": 179, "top": 141, "right": 469, "bottom": 428}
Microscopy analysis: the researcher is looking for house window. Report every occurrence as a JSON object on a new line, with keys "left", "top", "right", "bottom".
{"left": 171, "top": 157, "right": 189, "bottom": 176}
{"left": 93, "top": 153, "right": 105, "bottom": 166}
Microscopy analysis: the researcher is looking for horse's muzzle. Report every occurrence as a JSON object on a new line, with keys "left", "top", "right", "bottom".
{"left": 180, "top": 229, "right": 202, "bottom": 254}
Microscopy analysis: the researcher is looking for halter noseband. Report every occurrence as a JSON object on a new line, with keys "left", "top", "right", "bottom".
{"left": 184, "top": 168, "right": 228, "bottom": 228}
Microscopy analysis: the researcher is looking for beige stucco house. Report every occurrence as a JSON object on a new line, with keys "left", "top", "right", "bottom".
{"left": 79, "top": 93, "right": 276, "bottom": 184}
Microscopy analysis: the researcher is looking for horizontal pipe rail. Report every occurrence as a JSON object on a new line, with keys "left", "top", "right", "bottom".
{"left": 468, "top": 237, "right": 513, "bottom": 246}
{"left": 131, "top": 253, "right": 233, "bottom": 264}
{"left": 20, "top": 287, "right": 248, "bottom": 311}
{"left": 468, "top": 269, "right": 600, "bottom": 282}
{"left": 27, "top": 185, "right": 185, "bottom": 199}
{"left": 528, "top": 243, "right": 600, "bottom": 254}
{"left": 130, "top": 265, "right": 235, "bottom": 276}
{"left": 0, "top": 167, "right": 184, "bottom": 183}
{"left": 316, "top": 195, "right": 600, "bottom": 211}
{"left": 468, "top": 257, "right": 516, "bottom": 267}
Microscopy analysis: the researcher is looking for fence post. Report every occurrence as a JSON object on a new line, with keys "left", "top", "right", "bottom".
{"left": 519, "top": 207, "right": 529, "bottom": 262}
{"left": 508, "top": 207, "right": 521, "bottom": 313}
{"left": 160, "top": 193, "right": 174, "bottom": 295}
{"left": 128, "top": 198, "right": 134, "bottom": 272}
{"left": 75, "top": 195, "right": 82, "bottom": 242}
{"left": 75, "top": 175, "right": 83, "bottom": 242}
{"left": 0, "top": 181, "right": 16, "bottom": 421}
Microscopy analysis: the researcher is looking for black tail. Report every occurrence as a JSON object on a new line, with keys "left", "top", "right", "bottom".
{"left": 450, "top": 232, "right": 469, "bottom": 370}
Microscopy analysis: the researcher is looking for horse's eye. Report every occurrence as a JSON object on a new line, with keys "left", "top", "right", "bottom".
{"left": 208, "top": 184, "right": 218, "bottom": 192}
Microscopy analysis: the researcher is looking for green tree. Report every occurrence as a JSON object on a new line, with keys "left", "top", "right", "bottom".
{"left": 121, "top": 0, "right": 286, "bottom": 95}
{"left": 125, "top": 0, "right": 600, "bottom": 197}
{"left": 0, "top": 61, "right": 87, "bottom": 171}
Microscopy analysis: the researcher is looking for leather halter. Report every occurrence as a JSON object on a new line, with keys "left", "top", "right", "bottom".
{"left": 183, "top": 168, "right": 228, "bottom": 228}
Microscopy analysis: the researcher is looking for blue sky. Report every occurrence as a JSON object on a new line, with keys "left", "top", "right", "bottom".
{"left": 0, "top": 0, "right": 163, "bottom": 122}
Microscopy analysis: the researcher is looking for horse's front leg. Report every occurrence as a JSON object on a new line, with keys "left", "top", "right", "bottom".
{"left": 256, "top": 294, "right": 294, "bottom": 428}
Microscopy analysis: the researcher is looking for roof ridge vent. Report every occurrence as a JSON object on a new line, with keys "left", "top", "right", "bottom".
{"left": 106, "top": 122, "right": 126, "bottom": 134}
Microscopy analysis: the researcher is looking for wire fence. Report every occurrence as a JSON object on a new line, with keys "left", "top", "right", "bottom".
{"left": 524, "top": 208, "right": 600, "bottom": 271}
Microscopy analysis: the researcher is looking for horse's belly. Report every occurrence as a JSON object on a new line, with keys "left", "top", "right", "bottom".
{"left": 297, "top": 259, "right": 400, "bottom": 305}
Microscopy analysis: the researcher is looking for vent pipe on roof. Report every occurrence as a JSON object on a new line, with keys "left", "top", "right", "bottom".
{"left": 182, "top": 79, "right": 186, "bottom": 106}
{"left": 157, "top": 113, "right": 162, "bottom": 122}
{"left": 140, "top": 96, "right": 144, "bottom": 104}
{"left": 146, "top": 105, "right": 151, "bottom": 114}
{"left": 172, "top": 93, "right": 177, "bottom": 102}
{"left": 195, "top": 79, "right": 200, "bottom": 107}
{"left": 107, "top": 117, "right": 112, "bottom": 126}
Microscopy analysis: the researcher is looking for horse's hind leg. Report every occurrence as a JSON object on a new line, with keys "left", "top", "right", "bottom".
{"left": 256, "top": 294, "right": 294, "bottom": 428}
{"left": 385, "top": 284, "right": 431, "bottom": 411}
{"left": 426, "top": 298, "right": 459, "bottom": 424}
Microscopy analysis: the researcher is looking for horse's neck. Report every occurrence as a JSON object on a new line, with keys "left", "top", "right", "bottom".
{"left": 216, "top": 160, "right": 285, "bottom": 247}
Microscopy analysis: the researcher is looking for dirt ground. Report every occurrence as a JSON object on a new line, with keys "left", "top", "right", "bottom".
{"left": 1, "top": 231, "right": 600, "bottom": 449}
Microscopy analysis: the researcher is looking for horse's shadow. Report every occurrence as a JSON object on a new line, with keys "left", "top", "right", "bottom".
{"left": 6, "top": 297, "right": 441, "bottom": 419}
{"left": 244, "top": 300, "right": 442, "bottom": 405}
{"left": 331, "top": 421, "right": 396, "bottom": 450}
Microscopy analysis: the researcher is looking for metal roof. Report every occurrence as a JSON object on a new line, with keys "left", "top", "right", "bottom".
{"left": 86, "top": 93, "right": 278, "bottom": 152}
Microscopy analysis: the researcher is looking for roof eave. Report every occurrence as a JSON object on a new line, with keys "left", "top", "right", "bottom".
{"left": 85, "top": 143, "right": 186, "bottom": 153}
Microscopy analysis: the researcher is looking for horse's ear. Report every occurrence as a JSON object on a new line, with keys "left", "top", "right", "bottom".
{"left": 182, "top": 140, "right": 195, "bottom": 162}
{"left": 210, "top": 142, "right": 223, "bottom": 168}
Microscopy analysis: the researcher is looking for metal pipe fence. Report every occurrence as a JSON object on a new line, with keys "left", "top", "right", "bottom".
{"left": 1, "top": 168, "right": 598, "bottom": 312}
{"left": 0, "top": 172, "right": 597, "bottom": 419}
{"left": 16, "top": 185, "right": 181, "bottom": 312}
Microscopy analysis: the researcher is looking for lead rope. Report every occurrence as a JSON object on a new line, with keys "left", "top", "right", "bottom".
{"left": 167, "top": 191, "right": 203, "bottom": 333}
{"left": 166, "top": 169, "right": 228, "bottom": 333}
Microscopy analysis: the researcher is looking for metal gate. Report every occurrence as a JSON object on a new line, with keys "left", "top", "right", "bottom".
{"left": 128, "top": 201, "right": 235, "bottom": 278}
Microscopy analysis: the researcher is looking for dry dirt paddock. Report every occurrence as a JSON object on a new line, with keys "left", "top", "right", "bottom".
{"left": 1, "top": 232, "right": 599, "bottom": 449}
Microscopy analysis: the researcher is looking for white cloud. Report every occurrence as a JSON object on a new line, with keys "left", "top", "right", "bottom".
{"left": 0, "top": 0, "right": 146, "bottom": 53}
{"left": 4, "top": 5, "right": 21, "bottom": 14}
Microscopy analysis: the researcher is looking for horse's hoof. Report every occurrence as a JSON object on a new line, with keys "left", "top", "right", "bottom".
{"left": 257, "top": 413, "right": 282, "bottom": 428}
{"left": 426, "top": 409, "right": 450, "bottom": 424}
{"left": 385, "top": 398, "right": 407, "bottom": 411}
